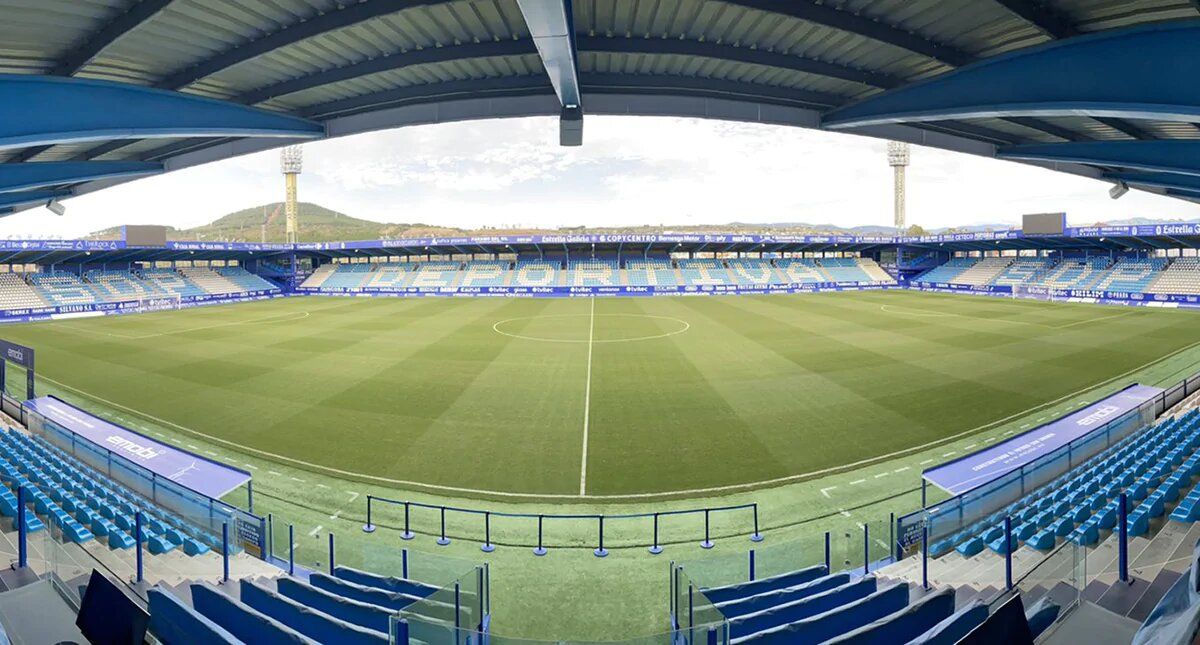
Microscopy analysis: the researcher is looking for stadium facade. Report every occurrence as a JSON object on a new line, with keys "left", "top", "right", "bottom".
{"left": 0, "top": 223, "right": 1198, "bottom": 324}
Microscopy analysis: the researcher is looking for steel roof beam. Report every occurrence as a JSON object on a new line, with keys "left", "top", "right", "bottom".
{"left": 992, "top": 0, "right": 1078, "bottom": 39}
{"left": 156, "top": 0, "right": 435, "bottom": 91}
{"left": 721, "top": 0, "right": 973, "bottom": 67}
{"left": 0, "top": 75, "right": 322, "bottom": 151}
{"left": 1003, "top": 116, "right": 1093, "bottom": 142}
{"left": 237, "top": 40, "right": 539, "bottom": 105}
{"left": 1092, "top": 116, "right": 1154, "bottom": 140}
{"left": 998, "top": 141, "right": 1200, "bottom": 177}
{"left": 238, "top": 36, "right": 898, "bottom": 108}
{"left": 516, "top": 0, "right": 583, "bottom": 145}
{"left": 51, "top": 0, "right": 175, "bottom": 77}
{"left": 579, "top": 37, "right": 904, "bottom": 89}
{"left": 0, "top": 161, "right": 161, "bottom": 194}
{"left": 0, "top": 189, "right": 71, "bottom": 211}
{"left": 825, "top": 23, "right": 1200, "bottom": 129}
{"left": 1103, "top": 171, "right": 1200, "bottom": 193}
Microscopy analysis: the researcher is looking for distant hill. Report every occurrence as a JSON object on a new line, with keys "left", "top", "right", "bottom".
{"left": 89, "top": 203, "right": 469, "bottom": 243}
{"left": 84, "top": 203, "right": 1200, "bottom": 243}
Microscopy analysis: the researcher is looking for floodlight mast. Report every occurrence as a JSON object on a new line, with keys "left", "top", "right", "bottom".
{"left": 887, "top": 141, "right": 910, "bottom": 233}
{"left": 280, "top": 146, "right": 303, "bottom": 244}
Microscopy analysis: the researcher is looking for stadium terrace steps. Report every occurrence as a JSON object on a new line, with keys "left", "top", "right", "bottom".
{"left": 141, "top": 269, "right": 206, "bottom": 298}
{"left": 28, "top": 273, "right": 100, "bottom": 306}
{"left": 0, "top": 273, "right": 46, "bottom": 310}
{"left": 1093, "top": 258, "right": 1170, "bottom": 293}
{"left": 947, "top": 257, "right": 1012, "bottom": 286}
{"left": 990, "top": 257, "right": 1057, "bottom": 287}
{"left": 143, "top": 561, "right": 456, "bottom": 645}
{"left": 179, "top": 267, "right": 249, "bottom": 295}
{"left": 1147, "top": 257, "right": 1200, "bottom": 294}
{"left": 300, "top": 264, "right": 337, "bottom": 288}
{"left": 691, "top": 567, "right": 1018, "bottom": 645}
{"left": 217, "top": 267, "right": 275, "bottom": 292}
{"left": 308, "top": 257, "right": 897, "bottom": 291}
{"left": 914, "top": 257, "right": 977, "bottom": 283}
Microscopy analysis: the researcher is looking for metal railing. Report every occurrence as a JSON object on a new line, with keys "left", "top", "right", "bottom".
{"left": 363, "top": 495, "right": 764, "bottom": 556}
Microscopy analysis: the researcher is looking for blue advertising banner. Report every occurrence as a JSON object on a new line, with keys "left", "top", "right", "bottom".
{"left": 24, "top": 395, "right": 251, "bottom": 499}
{"left": 923, "top": 384, "right": 1164, "bottom": 495}
{"left": 294, "top": 282, "right": 894, "bottom": 298}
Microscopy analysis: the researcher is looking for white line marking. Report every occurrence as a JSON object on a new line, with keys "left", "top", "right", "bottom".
{"left": 346, "top": 491, "right": 359, "bottom": 502}
{"left": 942, "top": 452, "right": 956, "bottom": 457}
{"left": 839, "top": 510, "right": 852, "bottom": 518}
{"left": 920, "top": 459, "right": 934, "bottom": 465}
{"left": 316, "top": 484, "right": 328, "bottom": 489}
{"left": 1052, "top": 310, "right": 1137, "bottom": 329}
{"left": 963, "top": 444, "right": 977, "bottom": 450}
{"left": 893, "top": 467, "right": 910, "bottom": 473}
{"left": 243, "top": 463, "right": 257, "bottom": 470}
{"left": 307, "top": 525, "right": 322, "bottom": 537}
{"left": 289, "top": 477, "right": 304, "bottom": 482}
{"left": 53, "top": 310, "right": 312, "bottom": 340}
{"left": 204, "top": 451, "right": 217, "bottom": 457}
{"left": 579, "top": 297, "right": 595, "bottom": 496}
{"left": 330, "top": 511, "right": 342, "bottom": 520}
{"left": 849, "top": 479, "right": 866, "bottom": 485}
{"left": 820, "top": 486, "right": 837, "bottom": 498}
{"left": 268, "top": 471, "right": 282, "bottom": 477}
{"left": 874, "top": 472, "right": 889, "bottom": 479}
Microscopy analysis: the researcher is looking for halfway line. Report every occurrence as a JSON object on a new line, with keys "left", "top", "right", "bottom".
{"left": 580, "top": 297, "right": 595, "bottom": 495}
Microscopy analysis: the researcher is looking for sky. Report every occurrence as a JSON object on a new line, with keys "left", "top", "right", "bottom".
{"left": 2, "top": 115, "right": 1198, "bottom": 238}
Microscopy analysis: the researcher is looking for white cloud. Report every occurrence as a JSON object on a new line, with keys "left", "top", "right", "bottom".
{"left": 0, "top": 115, "right": 1196, "bottom": 237}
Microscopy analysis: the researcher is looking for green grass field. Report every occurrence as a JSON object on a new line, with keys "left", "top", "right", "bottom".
{"left": 7, "top": 290, "right": 1200, "bottom": 639}
{"left": 5, "top": 291, "right": 1200, "bottom": 500}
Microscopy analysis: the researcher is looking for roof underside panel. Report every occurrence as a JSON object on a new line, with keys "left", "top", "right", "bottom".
{"left": 0, "top": 0, "right": 1196, "bottom": 211}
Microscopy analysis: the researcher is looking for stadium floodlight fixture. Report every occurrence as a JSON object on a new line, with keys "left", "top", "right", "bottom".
{"left": 1109, "top": 181, "right": 1129, "bottom": 200}
{"left": 279, "top": 145, "right": 303, "bottom": 174}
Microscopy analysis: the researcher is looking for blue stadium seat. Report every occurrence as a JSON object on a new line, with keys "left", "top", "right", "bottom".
{"left": 239, "top": 580, "right": 387, "bottom": 645}
{"left": 822, "top": 587, "right": 955, "bottom": 644}
{"left": 701, "top": 565, "right": 829, "bottom": 605}
{"left": 192, "top": 584, "right": 317, "bottom": 644}
{"left": 148, "top": 587, "right": 244, "bottom": 645}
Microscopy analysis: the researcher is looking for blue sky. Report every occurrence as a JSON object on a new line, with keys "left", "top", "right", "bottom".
{"left": 2, "top": 115, "right": 1198, "bottom": 237}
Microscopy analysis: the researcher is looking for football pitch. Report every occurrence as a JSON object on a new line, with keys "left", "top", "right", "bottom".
{"left": 6, "top": 290, "right": 1200, "bottom": 500}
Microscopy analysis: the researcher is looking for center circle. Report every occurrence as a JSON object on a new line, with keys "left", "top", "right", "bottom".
{"left": 491, "top": 313, "right": 691, "bottom": 343}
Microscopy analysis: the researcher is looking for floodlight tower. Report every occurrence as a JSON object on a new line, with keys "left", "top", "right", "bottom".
{"left": 280, "top": 145, "right": 303, "bottom": 244}
{"left": 886, "top": 141, "right": 910, "bottom": 233}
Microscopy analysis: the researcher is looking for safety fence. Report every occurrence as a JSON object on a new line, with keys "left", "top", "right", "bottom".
{"left": 362, "top": 495, "right": 764, "bottom": 556}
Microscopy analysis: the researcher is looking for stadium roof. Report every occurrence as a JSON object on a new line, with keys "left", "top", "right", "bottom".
{"left": 6, "top": 220, "right": 1200, "bottom": 265}
{"left": 3, "top": 1, "right": 1200, "bottom": 215}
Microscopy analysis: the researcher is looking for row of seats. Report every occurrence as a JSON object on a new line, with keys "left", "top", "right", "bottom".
{"left": 0, "top": 428, "right": 231, "bottom": 557}
{"left": 931, "top": 410, "right": 1200, "bottom": 558}
{"left": 5, "top": 268, "right": 274, "bottom": 309}
{"left": 917, "top": 255, "right": 1200, "bottom": 294}
{"left": 147, "top": 565, "right": 452, "bottom": 645}
{"left": 301, "top": 258, "right": 897, "bottom": 290}
{"left": 693, "top": 563, "right": 1056, "bottom": 643}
